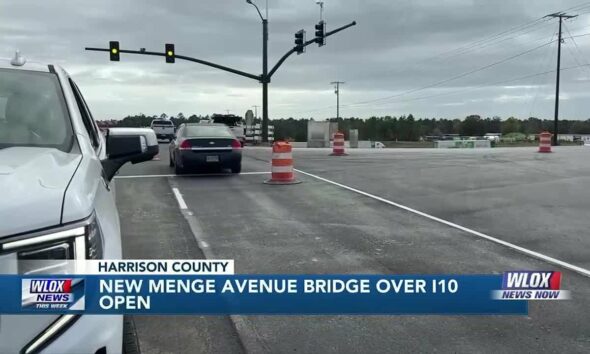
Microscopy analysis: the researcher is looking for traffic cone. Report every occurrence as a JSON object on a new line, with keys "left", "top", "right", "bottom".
{"left": 330, "top": 132, "right": 348, "bottom": 156}
{"left": 265, "top": 141, "right": 301, "bottom": 185}
{"left": 538, "top": 131, "right": 552, "bottom": 153}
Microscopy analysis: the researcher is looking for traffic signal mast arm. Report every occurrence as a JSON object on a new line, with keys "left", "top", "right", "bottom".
{"left": 84, "top": 46, "right": 261, "bottom": 81}
{"left": 268, "top": 21, "right": 356, "bottom": 79}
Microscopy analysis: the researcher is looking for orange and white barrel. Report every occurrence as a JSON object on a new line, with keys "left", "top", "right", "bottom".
{"left": 330, "top": 132, "right": 348, "bottom": 156}
{"left": 538, "top": 131, "right": 552, "bottom": 153}
{"left": 265, "top": 141, "right": 301, "bottom": 184}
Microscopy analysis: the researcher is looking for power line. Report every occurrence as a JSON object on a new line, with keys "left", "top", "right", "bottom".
{"left": 290, "top": 3, "right": 590, "bottom": 118}
{"left": 340, "top": 64, "right": 590, "bottom": 112}
{"left": 349, "top": 39, "right": 557, "bottom": 108}
{"left": 294, "top": 57, "right": 590, "bottom": 116}
{"left": 364, "top": 66, "right": 587, "bottom": 108}
{"left": 421, "top": 1, "right": 590, "bottom": 63}
{"left": 426, "top": 19, "right": 548, "bottom": 62}
{"left": 295, "top": 34, "right": 564, "bottom": 116}
{"left": 295, "top": 28, "right": 590, "bottom": 117}
{"left": 563, "top": 22, "right": 590, "bottom": 77}
{"left": 528, "top": 28, "right": 559, "bottom": 118}
{"left": 437, "top": 21, "right": 555, "bottom": 61}
{"left": 433, "top": 20, "right": 553, "bottom": 62}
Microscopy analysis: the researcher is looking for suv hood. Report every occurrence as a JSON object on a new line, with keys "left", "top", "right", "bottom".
{"left": 0, "top": 147, "right": 81, "bottom": 238}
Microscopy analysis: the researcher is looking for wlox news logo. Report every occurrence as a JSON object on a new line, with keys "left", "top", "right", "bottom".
{"left": 492, "top": 271, "right": 570, "bottom": 301}
{"left": 22, "top": 278, "right": 85, "bottom": 311}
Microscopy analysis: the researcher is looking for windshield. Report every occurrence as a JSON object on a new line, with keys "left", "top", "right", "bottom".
{"left": 0, "top": 69, "right": 73, "bottom": 152}
{"left": 184, "top": 125, "right": 233, "bottom": 138}
{"left": 152, "top": 120, "right": 173, "bottom": 126}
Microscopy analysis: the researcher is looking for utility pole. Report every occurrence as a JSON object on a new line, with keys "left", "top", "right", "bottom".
{"left": 331, "top": 81, "right": 345, "bottom": 119}
{"left": 546, "top": 12, "right": 577, "bottom": 145}
{"left": 252, "top": 105, "right": 259, "bottom": 119}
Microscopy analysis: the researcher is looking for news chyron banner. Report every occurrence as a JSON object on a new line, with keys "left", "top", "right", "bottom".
{"left": 0, "top": 260, "right": 571, "bottom": 315}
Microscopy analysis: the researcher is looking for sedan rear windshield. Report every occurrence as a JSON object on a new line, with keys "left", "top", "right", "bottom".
{"left": 0, "top": 69, "right": 73, "bottom": 152}
{"left": 185, "top": 125, "right": 233, "bottom": 138}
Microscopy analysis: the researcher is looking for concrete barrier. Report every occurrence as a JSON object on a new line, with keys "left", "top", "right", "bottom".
{"left": 434, "top": 140, "right": 491, "bottom": 149}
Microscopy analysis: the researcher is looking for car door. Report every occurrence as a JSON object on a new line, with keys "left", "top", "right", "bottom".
{"left": 68, "top": 79, "right": 122, "bottom": 259}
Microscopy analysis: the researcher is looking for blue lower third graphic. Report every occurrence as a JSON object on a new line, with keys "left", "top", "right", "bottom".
{"left": 0, "top": 275, "right": 527, "bottom": 315}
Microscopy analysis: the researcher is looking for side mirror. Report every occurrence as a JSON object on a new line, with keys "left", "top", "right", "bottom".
{"left": 102, "top": 128, "right": 159, "bottom": 181}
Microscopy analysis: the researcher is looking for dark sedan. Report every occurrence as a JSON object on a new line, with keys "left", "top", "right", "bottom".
{"left": 169, "top": 123, "right": 242, "bottom": 174}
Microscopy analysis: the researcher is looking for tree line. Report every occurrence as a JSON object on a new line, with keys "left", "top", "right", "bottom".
{"left": 97, "top": 113, "right": 590, "bottom": 141}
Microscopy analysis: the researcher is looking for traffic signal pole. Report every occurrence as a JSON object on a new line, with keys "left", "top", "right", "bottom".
{"left": 268, "top": 21, "right": 356, "bottom": 77}
{"left": 85, "top": 47, "right": 261, "bottom": 81}
{"left": 86, "top": 20, "right": 356, "bottom": 143}
{"left": 262, "top": 18, "right": 269, "bottom": 143}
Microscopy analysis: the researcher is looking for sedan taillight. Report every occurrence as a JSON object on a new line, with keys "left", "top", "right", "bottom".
{"left": 231, "top": 139, "right": 242, "bottom": 150}
{"left": 179, "top": 139, "right": 192, "bottom": 150}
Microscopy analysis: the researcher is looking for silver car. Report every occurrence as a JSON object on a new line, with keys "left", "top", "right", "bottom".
{"left": 169, "top": 123, "right": 242, "bottom": 174}
{"left": 0, "top": 53, "right": 158, "bottom": 353}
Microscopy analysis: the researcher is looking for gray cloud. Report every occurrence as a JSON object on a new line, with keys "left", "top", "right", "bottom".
{"left": 1, "top": 0, "right": 589, "bottom": 120}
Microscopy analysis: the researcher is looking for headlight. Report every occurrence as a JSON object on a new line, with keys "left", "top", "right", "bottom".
{"left": 0, "top": 214, "right": 104, "bottom": 275}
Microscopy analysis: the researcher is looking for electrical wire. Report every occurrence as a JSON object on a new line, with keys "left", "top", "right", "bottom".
{"left": 527, "top": 30, "right": 558, "bottom": 118}
{"left": 348, "top": 39, "right": 557, "bottom": 108}
{"left": 564, "top": 22, "right": 590, "bottom": 77}
{"left": 289, "top": 2, "right": 590, "bottom": 117}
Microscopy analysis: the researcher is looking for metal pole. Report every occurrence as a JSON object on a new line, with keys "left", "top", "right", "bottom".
{"left": 262, "top": 18, "right": 269, "bottom": 143}
{"left": 554, "top": 17, "right": 562, "bottom": 146}
{"left": 337, "top": 85, "right": 339, "bottom": 119}
{"left": 331, "top": 81, "right": 344, "bottom": 120}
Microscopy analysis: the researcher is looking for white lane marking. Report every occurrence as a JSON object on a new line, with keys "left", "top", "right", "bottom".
{"left": 295, "top": 168, "right": 590, "bottom": 278}
{"left": 115, "top": 171, "right": 270, "bottom": 179}
{"left": 167, "top": 180, "right": 269, "bottom": 353}
{"left": 116, "top": 174, "right": 177, "bottom": 179}
{"left": 172, "top": 187, "right": 188, "bottom": 210}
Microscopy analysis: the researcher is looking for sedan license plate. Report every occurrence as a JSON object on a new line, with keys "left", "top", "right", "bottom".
{"left": 206, "top": 155, "right": 219, "bottom": 163}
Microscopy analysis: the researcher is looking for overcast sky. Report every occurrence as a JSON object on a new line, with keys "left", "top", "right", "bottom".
{"left": 2, "top": 0, "right": 590, "bottom": 120}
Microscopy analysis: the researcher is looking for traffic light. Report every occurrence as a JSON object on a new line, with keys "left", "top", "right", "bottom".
{"left": 294, "top": 30, "right": 306, "bottom": 55}
{"left": 165, "top": 43, "right": 175, "bottom": 63}
{"left": 109, "top": 41, "right": 120, "bottom": 61}
{"left": 315, "top": 21, "right": 326, "bottom": 47}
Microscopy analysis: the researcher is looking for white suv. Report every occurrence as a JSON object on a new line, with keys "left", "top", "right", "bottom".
{"left": 0, "top": 52, "right": 158, "bottom": 353}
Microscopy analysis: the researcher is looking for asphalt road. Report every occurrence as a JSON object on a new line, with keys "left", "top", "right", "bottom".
{"left": 115, "top": 144, "right": 590, "bottom": 353}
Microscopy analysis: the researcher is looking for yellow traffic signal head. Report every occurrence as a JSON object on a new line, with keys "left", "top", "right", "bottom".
{"left": 165, "top": 43, "right": 175, "bottom": 63}
{"left": 109, "top": 41, "right": 120, "bottom": 61}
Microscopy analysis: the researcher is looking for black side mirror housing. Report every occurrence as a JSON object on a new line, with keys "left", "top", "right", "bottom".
{"left": 102, "top": 128, "right": 159, "bottom": 181}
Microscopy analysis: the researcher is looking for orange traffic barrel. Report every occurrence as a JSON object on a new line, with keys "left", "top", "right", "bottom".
{"left": 330, "top": 132, "right": 348, "bottom": 156}
{"left": 538, "top": 131, "right": 552, "bottom": 153}
{"left": 265, "top": 141, "right": 301, "bottom": 185}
